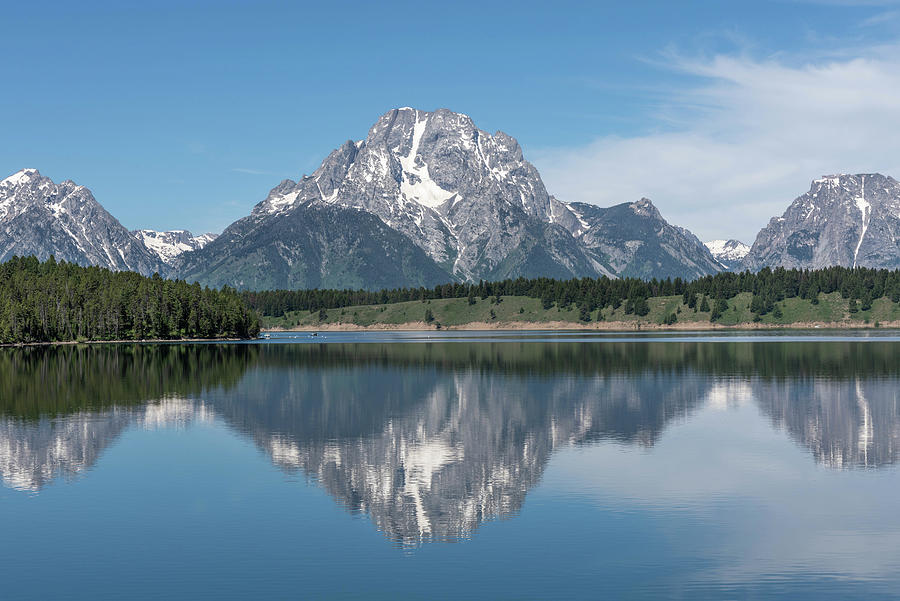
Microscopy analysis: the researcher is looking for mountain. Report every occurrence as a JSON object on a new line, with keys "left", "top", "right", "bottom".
{"left": 177, "top": 203, "right": 453, "bottom": 290}
{"left": 179, "top": 108, "right": 720, "bottom": 289}
{"left": 743, "top": 174, "right": 900, "bottom": 271}
{"left": 705, "top": 239, "right": 750, "bottom": 271}
{"left": 562, "top": 198, "right": 723, "bottom": 280}
{"left": 0, "top": 169, "right": 162, "bottom": 275}
{"left": 133, "top": 229, "right": 217, "bottom": 266}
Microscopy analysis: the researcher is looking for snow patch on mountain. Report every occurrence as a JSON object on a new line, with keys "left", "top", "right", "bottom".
{"left": 705, "top": 239, "right": 750, "bottom": 261}
{"left": 180, "top": 108, "right": 725, "bottom": 286}
{"left": 0, "top": 168, "right": 39, "bottom": 188}
{"left": 0, "top": 168, "right": 163, "bottom": 275}
{"left": 744, "top": 173, "right": 900, "bottom": 271}
{"left": 853, "top": 175, "right": 871, "bottom": 267}
{"left": 133, "top": 229, "right": 217, "bottom": 265}
{"left": 705, "top": 239, "right": 750, "bottom": 271}
{"left": 398, "top": 109, "right": 456, "bottom": 209}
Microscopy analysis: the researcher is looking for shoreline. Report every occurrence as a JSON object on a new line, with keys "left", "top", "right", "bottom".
{"left": 264, "top": 319, "right": 900, "bottom": 333}
{"left": 0, "top": 337, "right": 246, "bottom": 348}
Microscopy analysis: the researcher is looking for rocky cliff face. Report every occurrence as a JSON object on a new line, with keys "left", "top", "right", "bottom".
{"left": 562, "top": 199, "right": 723, "bottom": 280}
{"left": 177, "top": 203, "right": 454, "bottom": 290}
{"left": 1, "top": 110, "right": 730, "bottom": 289}
{"left": 180, "top": 108, "right": 721, "bottom": 289}
{"left": 743, "top": 174, "right": 900, "bottom": 270}
{"left": 0, "top": 169, "right": 163, "bottom": 274}
{"left": 250, "top": 108, "right": 593, "bottom": 279}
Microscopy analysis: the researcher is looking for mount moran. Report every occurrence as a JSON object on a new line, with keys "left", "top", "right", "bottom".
{"left": 2, "top": 108, "right": 899, "bottom": 289}
{"left": 178, "top": 107, "right": 721, "bottom": 289}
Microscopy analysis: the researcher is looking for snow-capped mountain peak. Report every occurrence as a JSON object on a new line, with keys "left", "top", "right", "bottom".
{"left": 132, "top": 229, "right": 218, "bottom": 265}
{"left": 705, "top": 239, "right": 750, "bottom": 259}
{"left": 0, "top": 168, "right": 163, "bottom": 275}
{"left": 245, "top": 107, "right": 580, "bottom": 280}
{"left": 179, "top": 107, "right": 724, "bottom": 289}
{"left": 395, "top": 109, "right": 457, "bottom": 209}
{"left": 744, "top": 173, "right": 900, "bottom": 270}
{"left": 0, "top": 168, "right": 40, "bottom": 187}
{"left": 705, "top": 239, "right": 750, "bottom": 271}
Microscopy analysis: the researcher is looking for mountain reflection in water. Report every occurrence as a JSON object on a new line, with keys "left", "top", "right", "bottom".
{"left": 1, "top": 341, "right": 898, "bottom": 544}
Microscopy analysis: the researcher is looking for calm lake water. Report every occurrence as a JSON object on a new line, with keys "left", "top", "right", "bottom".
{"left": 2, "top": 331, "right": 900, "bottom": 600}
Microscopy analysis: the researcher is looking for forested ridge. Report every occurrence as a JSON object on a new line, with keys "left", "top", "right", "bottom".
{"left": 5, "top": 255, "right": 900, "bottom": 344}
{"left": 243, "top": 266, "right": 900, "bottom": 322}
{"left": 0, "top": 256, "right": 260, "bottom": 343}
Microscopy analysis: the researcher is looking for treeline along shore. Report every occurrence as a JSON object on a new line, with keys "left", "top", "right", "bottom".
{"left": 0, "top": 256, "right": 260, "bottom": 343}
{"left": 243, "top": 267, "right": 900, "bottom": 330}
{"left": 5, "top": 257, "right": 900, "bottom": 342}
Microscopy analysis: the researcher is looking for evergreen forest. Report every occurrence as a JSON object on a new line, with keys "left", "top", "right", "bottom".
{"left": 243, "top": 266, "right": 900, "bottom": 323}
{"left": 0, "top": 256, "right": 260, "bottom": 343}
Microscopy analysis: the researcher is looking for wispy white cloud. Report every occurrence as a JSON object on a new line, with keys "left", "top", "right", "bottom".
{"left": 231, "top": 167, "right": 271, "bottom": 175}
{"left": 532, "top": 45, "right": 900, "bottom": 243}
{"left": 859, "top": 9, "right": 900, "bottom": 26}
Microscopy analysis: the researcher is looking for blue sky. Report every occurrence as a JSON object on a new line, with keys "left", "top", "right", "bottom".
{"left": 3, "top": 0, "right": 900, "bottom": 241}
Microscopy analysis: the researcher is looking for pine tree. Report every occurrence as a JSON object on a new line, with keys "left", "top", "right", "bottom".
{"left": 634, "top": 297, "right": 650, "bottom": 316}
{"left": 579, "top": 305, "right": 591, "bottom": 322}
{"left": 710, "top": 298, "right": 728, "bottom": 322}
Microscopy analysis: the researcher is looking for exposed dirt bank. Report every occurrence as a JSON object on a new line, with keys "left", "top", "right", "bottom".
{"left": 267, "top": 320, "right": 900, "bottom": 332}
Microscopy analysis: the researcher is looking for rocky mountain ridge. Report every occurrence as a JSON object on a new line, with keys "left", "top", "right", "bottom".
{"left": 237, "top": 107, "right": 609, "bottom": 281}
{"left": 567, "top": 198, "right": 722, "bottom": 280}
{"left": 743, "top": 173, "right": 900, "bottom": 271}
{"left": 9, "top": 120, "right": 900, "bottom": 288}
{"left": 0, "top": 168, "right": 163, "bottom": 275}
{"left": 178, "top": 108, "right": 723, "bottom": 288}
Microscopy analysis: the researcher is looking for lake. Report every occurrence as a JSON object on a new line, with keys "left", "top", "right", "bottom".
{"left": 2, "top": 331, "right": 900, "bottom": 600}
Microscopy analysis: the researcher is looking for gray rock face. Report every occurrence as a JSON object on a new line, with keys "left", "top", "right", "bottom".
{"left": 132, "top": 229, "right": 217, "bottom": 266}
{"left": 183, "top": 108, "right": 720, "bottom": 289}
{"left": 561, "top": 199, "right": 723, "bottom": 280}
{"left": 705, "top": 239, "right": 750, "bottom": 271}
{"left": 250, "top": 107, "right": 603, "bottom": 281}
{"left": 744, "top": 174, "right": 900, "bottom": 270}
{"left": 0, "top": 169, "right": 163, "bottom": 275}
{"left": 1, "top": 110, "right": 726, "bottom": 289}
{"left": 177, "top": 203, "right": 453, "bottom": 290}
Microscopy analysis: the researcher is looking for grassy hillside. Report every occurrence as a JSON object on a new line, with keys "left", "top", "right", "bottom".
{"left": 261, "top": 291, "right": 900, "bottom": 330}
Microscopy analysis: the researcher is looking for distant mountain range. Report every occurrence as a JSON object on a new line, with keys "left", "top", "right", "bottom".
{"left": 705, "top": 239, "right": 751, "bottom": 271}
{"left": 178, "top": 108, "right": 721, "bottom": 288}
{"left": 3, "top": 109, "right": 900, "bottom": 288}
{"left": 132, "top": 229, "right": 216, "bottom": 267}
